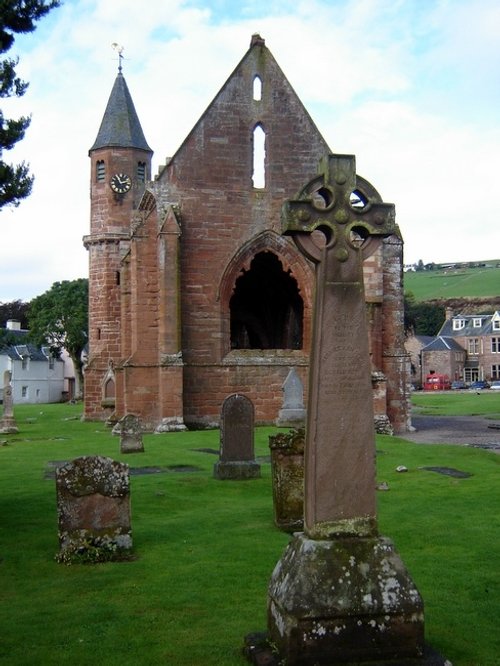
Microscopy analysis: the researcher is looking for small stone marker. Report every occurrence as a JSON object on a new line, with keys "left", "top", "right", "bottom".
{"left": 214, "top": 394, "right": 260, "bottom": 480}
{"left": 269, "top": 429, "right": 304, "bottom": 532}
{"left": 56, "top": 456, "right": 132, "bottom": 563}
{"left": 0, "top": 370, "right": 19, "bottom": 434}
{"left": 276, "top": 367, "right": 306, "bottom": 427}
{"left": 266, "top": 155, "right": 429, "bottom": 664}
{"left": 114, "top": 413, "right": 145, "bottom": 453}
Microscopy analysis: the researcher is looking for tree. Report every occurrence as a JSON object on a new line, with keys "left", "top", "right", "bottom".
{"left": 0, "top": 298, "right": 29, "bottom": 348}
{"left": 28, "top": 279, "right": 88, "bottom": 398}
{"left": 0, "top": 326, "right": 21, "bottom": 347}
{"left": 404, "top": 291, "right": 417, "bottom": 334}
{"left": 0, "top": 0, "right": 60, "bottom": 208}
{"left": 0, "top": 298, "right": 29, "bottom": 327}
{"left": 404, "top": 291, "right": 445, "bottom": 337}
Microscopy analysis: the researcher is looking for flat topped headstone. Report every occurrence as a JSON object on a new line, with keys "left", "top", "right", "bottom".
{"left": 268, "top": 428, "right": 304, "bottom": 532}
{"left": 214, "top": 394, "right": 260, "bottom": 480}
{"left": 55, "top": 456, "right": 132, "bottom": 563}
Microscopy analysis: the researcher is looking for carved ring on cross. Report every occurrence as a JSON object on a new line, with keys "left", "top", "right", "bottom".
{"left": 282, "top": 155, "right": 395, "bottom": 265}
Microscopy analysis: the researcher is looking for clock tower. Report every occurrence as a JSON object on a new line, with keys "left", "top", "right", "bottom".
{"left": 84, "top": 62, "right": 152, "bottom": 420}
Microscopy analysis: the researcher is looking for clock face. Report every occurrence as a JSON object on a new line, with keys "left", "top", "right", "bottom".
{"left": 110, "top": 173, "right": 132, "bottom": 194}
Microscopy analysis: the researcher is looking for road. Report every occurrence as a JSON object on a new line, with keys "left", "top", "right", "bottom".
{"left": 400, "top": 414, "right": 500, "bottom": 452}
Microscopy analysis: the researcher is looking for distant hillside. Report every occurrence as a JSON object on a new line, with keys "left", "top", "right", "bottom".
{"left": 404, "top": 261, "right": 500, "bottom": 305}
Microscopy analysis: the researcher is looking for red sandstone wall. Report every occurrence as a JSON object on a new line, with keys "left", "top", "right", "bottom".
{"left": 85, "top": 38, "right": 408, "bottom": 432}
{"left": 84, "top": 146, "right": 152, "bottom": 421}
{"left": 183, "top": 361, "right": 309, "bottom": 428}
{"left": 155, "top": 41, "right": 328, "bottom": 425}
{"left": 381, "top": 235, "right": 412, "bottom": 433}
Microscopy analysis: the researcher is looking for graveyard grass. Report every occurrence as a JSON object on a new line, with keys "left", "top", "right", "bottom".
{"left": 1, "top": 401, "right": 499, "bottom": 666}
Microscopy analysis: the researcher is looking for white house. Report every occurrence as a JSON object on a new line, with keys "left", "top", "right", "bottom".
{"left": 0, "top": 320, "right": 73, "bottom": 404}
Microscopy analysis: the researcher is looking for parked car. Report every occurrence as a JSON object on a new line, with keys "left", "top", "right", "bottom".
{"left": 490, "top": 381, "right": 500, "bottom": 390}
{"left": 451, "top": 380, "right": 467, "bottom": 390}
{"left": 469, "top": 380, "right": 490, "bottom": 390}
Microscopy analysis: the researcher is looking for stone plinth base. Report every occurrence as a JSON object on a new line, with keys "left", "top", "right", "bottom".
{"left": 155, "top": 417, "right": 187, "bottom": 433}
{"left": 213, "top": 460, "right": 261, "bottom": 480}
{"left": 244, "top": 633, "right": 450, "bottom": 666}
{"left": 267, "top": 533, "right": 425, "bottom": 665}
{"left": 120, "top": 440, "right": 144, "bottom": 454}
{"left": 0, "top": 418, "right": 19, "bottom": 434}
{"left": 276, "top": 408, "right": 306, "bottom": 428}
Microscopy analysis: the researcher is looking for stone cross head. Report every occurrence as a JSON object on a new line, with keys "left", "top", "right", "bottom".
{"left": 282, "top": 154, "right": 395, "bottom": 282}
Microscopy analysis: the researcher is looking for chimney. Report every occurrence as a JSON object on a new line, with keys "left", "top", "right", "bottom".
{"left": 251, "top": 34, "right": 265, "bottom": 47}
{"left": 6, "top": 320, "right": 21, "bottom": 331}
{"left": 445, "top": 307, "right": 453, "bottom": 321}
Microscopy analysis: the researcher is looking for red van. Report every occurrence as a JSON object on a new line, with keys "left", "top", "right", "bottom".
{"left": 423, "top": 374, "right": 451, "bottom": 391}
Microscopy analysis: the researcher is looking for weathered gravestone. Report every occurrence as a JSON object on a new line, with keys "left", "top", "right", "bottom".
{"left": 113, "top": 413, "right": 145, "bottom": 453}
{"left": 276, "top": 367, "right": 306, "bottom": 427}
{"left": 266, "top": 155, "right": 430, "bottom": 664}
{"left": 55, "top": 456, "right": 132, "bottom": 563}
{"left": 214, "top": 394, "right": 261, "bottom": 480}
{"left": 0, "top": 371, "right": 19, "bottom": 434}
{"left": 269, "top": 428, "right": 304, "bottom": 532}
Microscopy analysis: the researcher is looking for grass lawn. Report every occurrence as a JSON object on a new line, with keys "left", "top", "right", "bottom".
{"left": 0, "top": 402, "right": 499, "bottom": 665}
{"left": 412, "top": 390, "right": 500, "bottom": 418}
{"left": 404, "top": 264, "right": 500, "bottom": 301}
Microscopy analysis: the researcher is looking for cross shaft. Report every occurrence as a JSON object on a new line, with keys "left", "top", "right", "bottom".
{"left": 282, "top": 154, "right": 395, "bottom": 538}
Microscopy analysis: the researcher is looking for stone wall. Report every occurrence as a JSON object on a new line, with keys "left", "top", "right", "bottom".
{"left": 84, "top": 36, "right": 410, "bottom": 432}
{"left": 84, "top": 145, "right": 152, "bottom": 422}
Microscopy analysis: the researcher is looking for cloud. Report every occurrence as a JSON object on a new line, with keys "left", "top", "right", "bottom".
{"left": 1, "top": 0, "right": 499, "bottom": 301}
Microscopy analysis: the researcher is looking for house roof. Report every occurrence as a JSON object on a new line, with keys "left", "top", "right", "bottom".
{"left": 421, "top": 336, "right": 464, "bottom": 352}
{"left": 89, "top": 72, "right": 152, "bottom": 153}
{"left": 414, "top": 335, "right": 434, "bottom": 346}
{"left": 0, "top": 342, "right": 50, "bottom": 362}
{"left": 0, "top": 328, "right": 57, "bottom": 362}
{"left": 439, "top": 312, "right": 500, "bottom": 337}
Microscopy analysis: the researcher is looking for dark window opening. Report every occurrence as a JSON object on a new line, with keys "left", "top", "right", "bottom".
{"left": 137, "top": 161, "right": 146, "bottom": 182}
{"left": 96, "top": 160, "right": 105, "bottom": 182}
{"left": 230, "top": 252, "right": 303, "bottom": 350}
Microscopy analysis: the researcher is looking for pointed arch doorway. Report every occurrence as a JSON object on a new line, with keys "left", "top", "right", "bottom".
{"left": 230, "top": 251, "right": 303, "bottom": 350}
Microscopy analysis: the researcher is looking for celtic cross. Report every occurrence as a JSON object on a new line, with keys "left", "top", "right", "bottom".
{"left": 282, "top": 154, "right": 395, "bottom": 539}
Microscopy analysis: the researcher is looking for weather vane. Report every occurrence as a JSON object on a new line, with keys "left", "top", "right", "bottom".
{"left": 111, "top": 43, "right": 124, "bottom": 73}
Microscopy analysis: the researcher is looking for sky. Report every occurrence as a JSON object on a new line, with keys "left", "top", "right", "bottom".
{"left": 1, "top": 0, "right": 500, "bottom": 302}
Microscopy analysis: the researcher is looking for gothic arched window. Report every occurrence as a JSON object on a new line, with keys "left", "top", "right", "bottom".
{"left": 253, "top": 75, "right": 262, "bottom": 101}
{"left": 252, "top": 124, "right": 265, "bottom": 189}
{"left": 230, "top": 251, "right": 303, "bottom": 350}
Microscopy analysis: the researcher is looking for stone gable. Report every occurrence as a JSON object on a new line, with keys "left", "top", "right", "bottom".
{"left": 84, "top": 35, "right": 410, "bottom": 433}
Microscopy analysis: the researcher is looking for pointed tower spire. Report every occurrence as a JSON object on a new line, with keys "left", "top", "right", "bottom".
{"left": 90, "top": 71, "right": 152, "bottom": 152}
